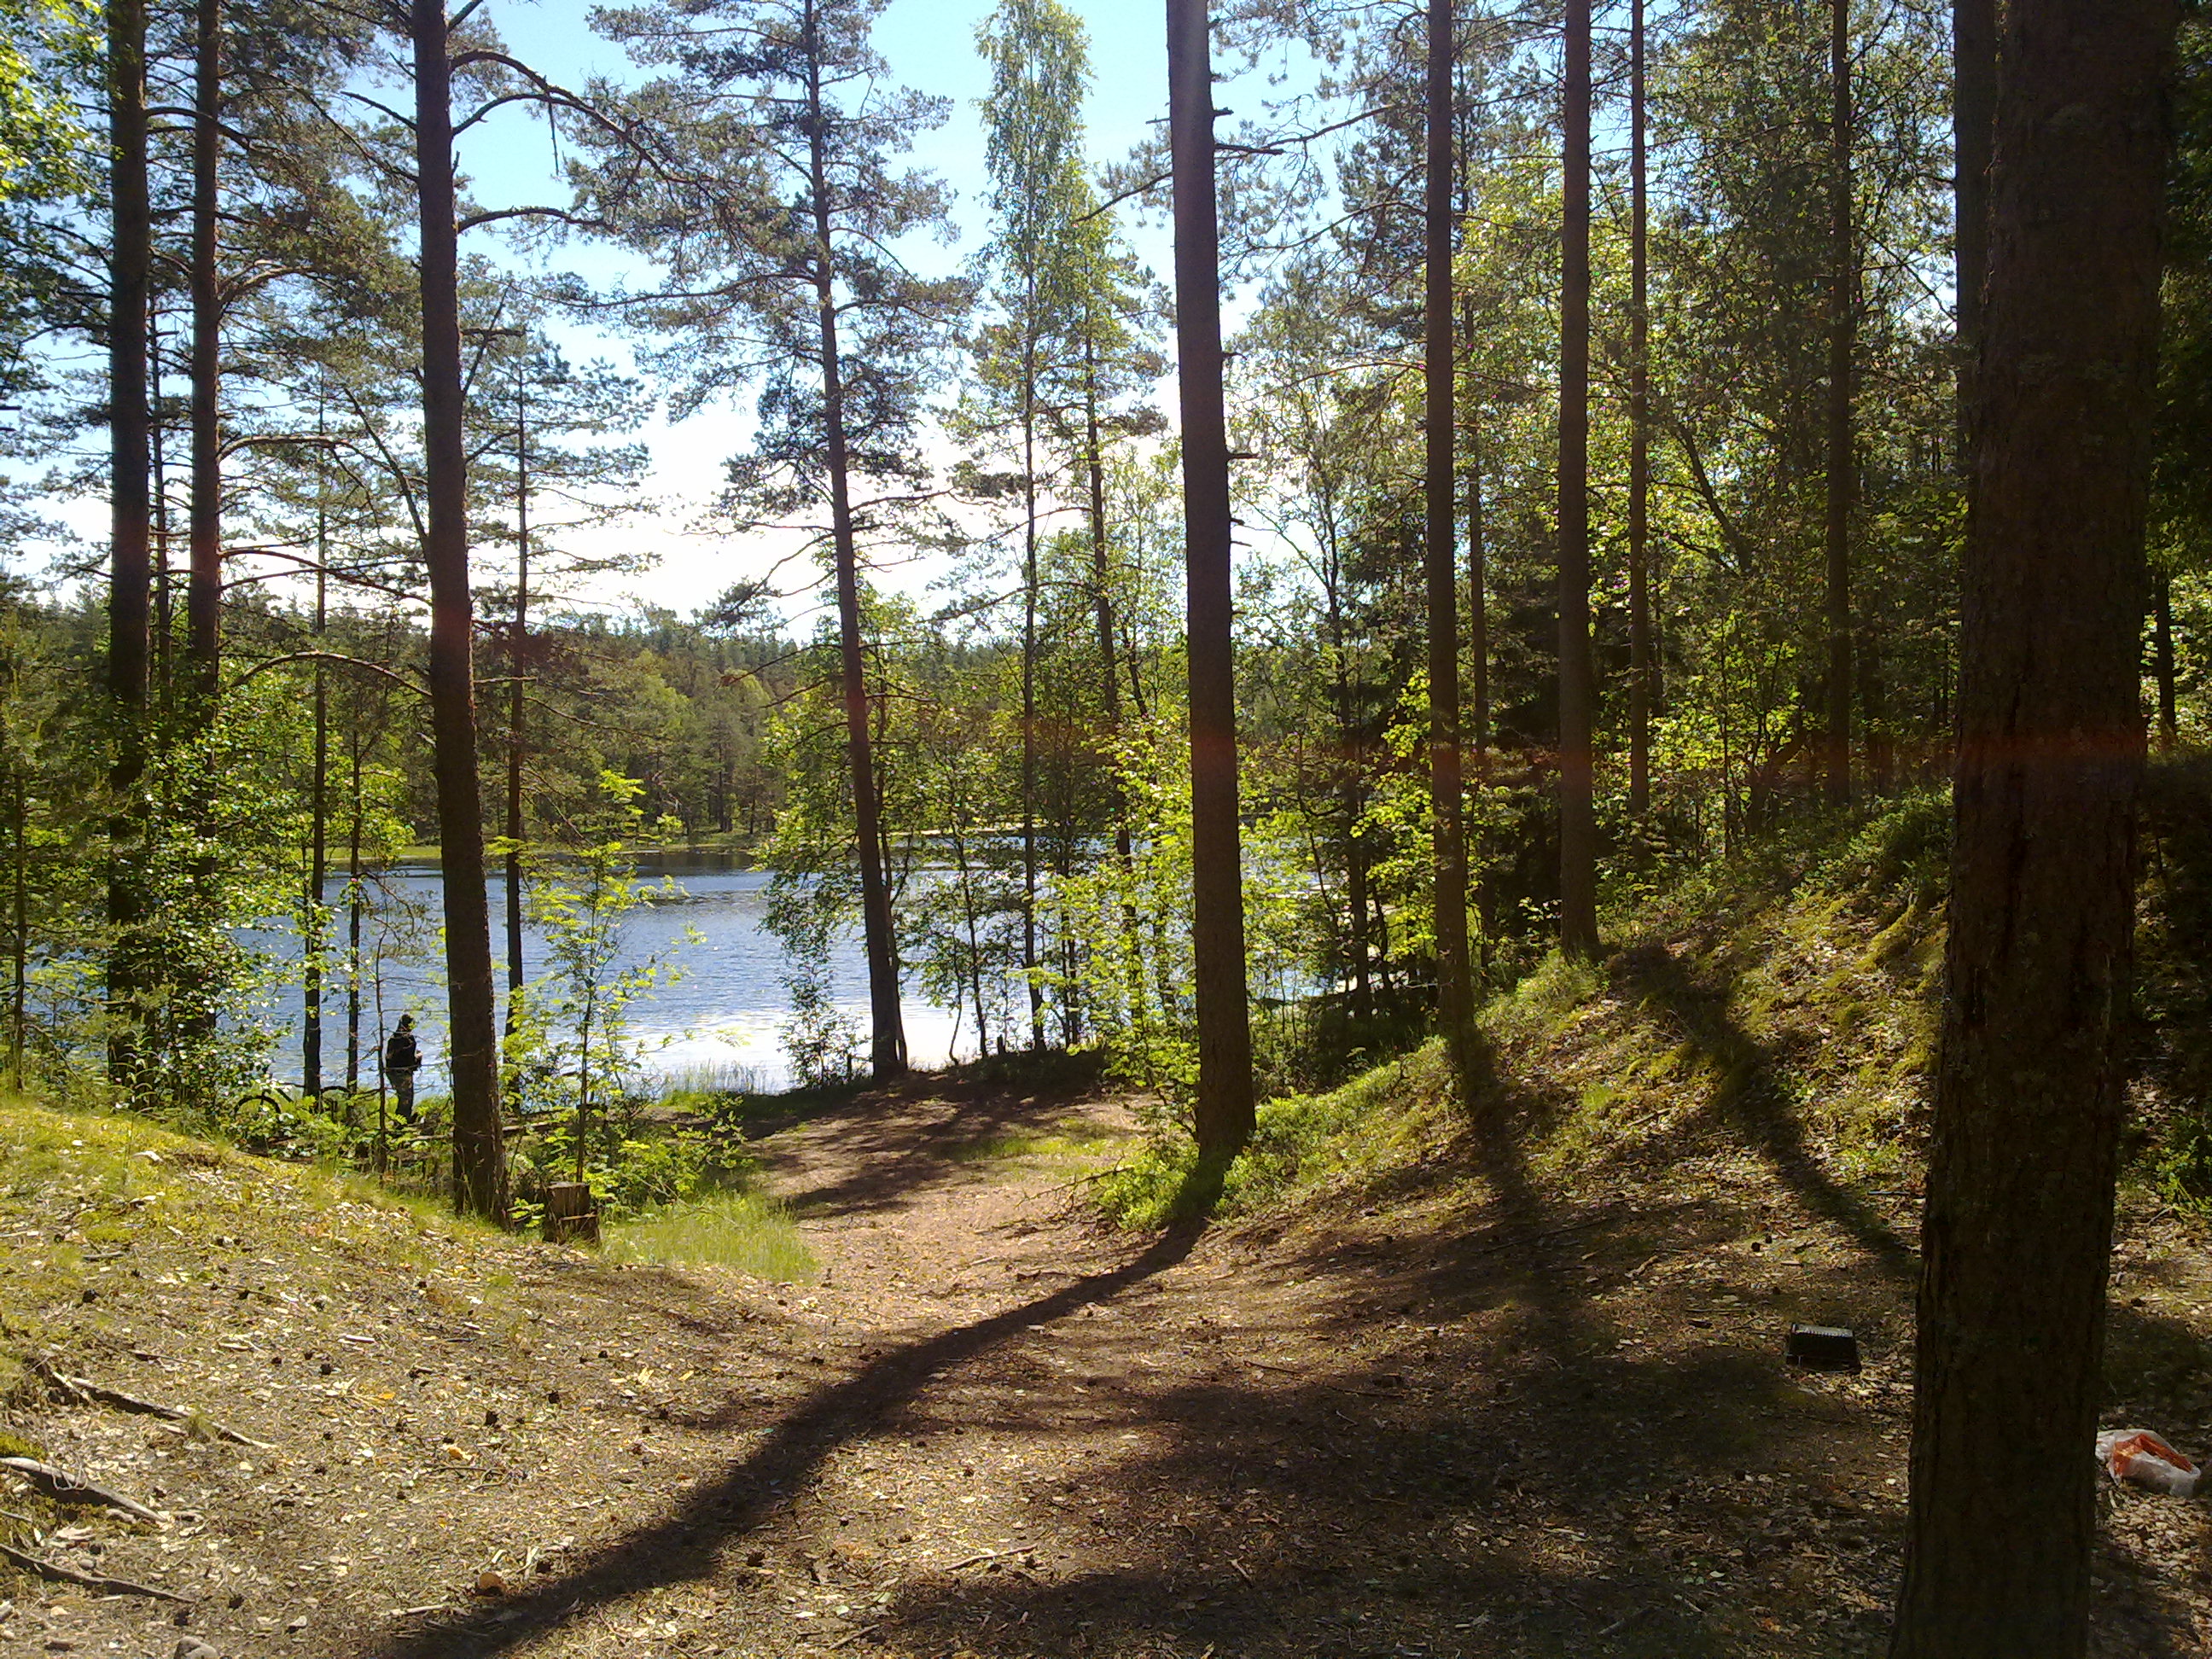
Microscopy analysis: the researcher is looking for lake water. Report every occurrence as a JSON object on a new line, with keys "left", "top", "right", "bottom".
{"left": 251, "top": 856, "right": 969, "bottom": 1095}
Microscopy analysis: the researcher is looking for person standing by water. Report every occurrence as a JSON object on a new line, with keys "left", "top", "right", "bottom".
{"left": 383, "top": 1014, "right": 422, "bottom": 1122}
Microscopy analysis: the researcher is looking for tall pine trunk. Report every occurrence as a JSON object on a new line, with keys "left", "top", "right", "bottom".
{"left": 1424, "top": 0, "right": 1475, "bottom": 1092}
{"left": 186, "top": 0, "right": 221, "bottom": 718}
{"left": 1167, "top": 0, "right": 1254, "bottom": 1161}
{"left": 105, "top": 0, "right": 152, "bottom": 1086}
{"left": 1888, "top": 0, "right": 2175, "bottom": 1649}
{"left": 804, "top": 0, "right": 905, "bottom": 1080}
{"left": 1557, "top": 0, "right": 1598, "bottom": 957}
{"left": 1627, "top": 0, "right": 1652, "bottom": 817}
{"left": 1465, "top": 362, "right": 1487, "bottom": 766}
{"left": 1021, "top": 322, "right": 1044, "bottom": 1049}
{"left": 2154, "top": 571, "right": 2178, "bottom": 748}
{"left": 506, "top": 384, "right": 528, "bottom": 1048}
{"left": 1085, "top": 331, "right": 1127, "bottom": 859}
{"left": 411, "top": 0, "right": 508, "bottom": 1222}
{"left": 1953, "top": 0, "right": 1995, "bottom": 466}
{"left": 303, "top": 529, "right": 328, "bottom": 1095}
{"left": 1823, "top": 0, "right": 1854, "bottom": 808}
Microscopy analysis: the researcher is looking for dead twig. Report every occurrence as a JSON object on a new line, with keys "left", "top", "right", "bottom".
{"left": 0, "top": 1457, "right": 163, "bottom": 1522}
{"left": 0, "top": 1539, "right": 191, "bottom": 1602}
{"left": 32, "top": 1357, "right": 270, "bottom": 1447}
{"left": 943, "top": 1542, "right": 1036, "bottom": 1571}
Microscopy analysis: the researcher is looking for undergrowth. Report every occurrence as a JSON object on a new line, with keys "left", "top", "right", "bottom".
{"left": 601, "top": 1189, "right": 817, "bottom": 1281}
{"left": 1094, "top": 793, "right": 1954, "bottom": 1231}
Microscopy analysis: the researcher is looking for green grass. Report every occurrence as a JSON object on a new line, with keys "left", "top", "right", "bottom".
{"left": 1093, "top": 1045, "right": 1451, "bottom": 1230}
{"left": 944, "top": 1126, "right": 1130, "bottom": 1165}
{"left": 601, "top": 1189, "right": 818, "bottom": 1281}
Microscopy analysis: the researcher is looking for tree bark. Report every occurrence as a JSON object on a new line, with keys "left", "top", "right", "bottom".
{"left": 1557, "top": 0, "right": 1598, "bottom": 957}
{"left": 1425, "top": 0, "right": 1475, "bottom": 1093}
{"left": 1021, "top": 318, "right": 1044, "bottom": 1049}
{"left": 2153, "top": 570, "right": 2178, "bottom": 748}
{"left": 412, "top": 0, "right": 508, "bottom": 1223}
{"left": 1953, "top": 0, "right": 1995, "bottom": 468}
{"left": 303, "top": 517, "right": 327, "bottom": 1096}
{"left": 185, "top": 0, "right": 222, "bottom": 719}
{"left": 804, "top": 0, "right": 905, "bottom": 1080}
{"left": 506, "top": 381, "right": 528, "bottom": 1041}
{"left": 1167, "top": 0, "right": 1254, "bottom": 1161}
{"left": 1627, "top": 0, "right": 1652, "bottom": 817}
{"left": 1824, "top": 0, "right": 1854, "bottom": 809}
{"left": 105, "top": 0, "right": 152, "bottom": 1086}
{"left": 1466, "top": 376, "right": 1487, "bottom": 765}
{"left": 1888, "top": 0, "right": 2176, "bottom": 1649}
{"left": 1085, "top": 330, "right": 1129, "bottom": 862}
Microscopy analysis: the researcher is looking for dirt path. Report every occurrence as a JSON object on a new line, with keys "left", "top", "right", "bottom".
{"left": 8, "top": 1077, "right": 2210, "bottom": 1658}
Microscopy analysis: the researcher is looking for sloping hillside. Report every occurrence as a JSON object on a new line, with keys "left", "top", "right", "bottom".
{"left": 6, "top": 803, "right": 2212, "bottom": 1659}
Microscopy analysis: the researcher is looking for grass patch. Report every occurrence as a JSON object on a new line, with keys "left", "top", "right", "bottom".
{"left": 601, "top": 1189, "right": 818, "bottom": 1281}
{"left": 1094, "top": 1045, "right": 1449, "bottom": 1229}
{"left": 945, "top": 1126, "right": 1129, "bottom": 1165}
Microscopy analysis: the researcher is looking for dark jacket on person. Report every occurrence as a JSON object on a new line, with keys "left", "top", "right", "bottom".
{"left": 384, "top": 1027, "right": 422, "bottom": 1074}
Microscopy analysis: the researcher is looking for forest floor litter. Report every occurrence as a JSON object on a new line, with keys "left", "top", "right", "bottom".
{"left": 3, "top": 1053, "right": 2210, "bottom": 1659}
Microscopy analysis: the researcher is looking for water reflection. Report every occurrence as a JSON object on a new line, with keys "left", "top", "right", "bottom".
{"left": 250, "top": 857, "right": 968, "bottom": 1094}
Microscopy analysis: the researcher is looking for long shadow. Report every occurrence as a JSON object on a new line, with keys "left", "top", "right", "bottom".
{"left": 367, "top": 1220, "right": 1207, "bottom": 1659}
{"left": 847, "top": 1081, "right": 1896, "bottom": 1659}
{"left": 760, "top": 1074, "right": 1107, "bottom": 1218}
{"left": 1612, "top": 942, "right": 1912, "bottom": 1273}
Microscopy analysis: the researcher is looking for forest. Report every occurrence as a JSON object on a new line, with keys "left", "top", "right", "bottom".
{"left": 0, "top": 0, "right": 2198, "bottom": 1650}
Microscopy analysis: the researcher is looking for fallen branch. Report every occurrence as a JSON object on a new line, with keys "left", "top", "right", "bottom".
{"left": 0, "top": 1539, "right": 191, "bottom": 1601}
{"left": 32, "top": 1358, "right": 271, "bottom": 1448}
{"left": 943, "top": 1543, "right": 1036, "bottom": 1572}
{"left": 0, "top": 1457, "right": 163, "bottom": 1522}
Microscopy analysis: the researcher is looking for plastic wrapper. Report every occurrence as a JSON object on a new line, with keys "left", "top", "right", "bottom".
{"left": 2096, "top": 1429, "right": 2202, "bottom": 1497}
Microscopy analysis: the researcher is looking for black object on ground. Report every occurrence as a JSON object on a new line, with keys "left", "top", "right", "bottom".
{"left": 1785, "top": 1324, "right": 1861, "bottom": 1371}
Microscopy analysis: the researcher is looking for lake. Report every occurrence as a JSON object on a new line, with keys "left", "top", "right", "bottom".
{"left": 249, "top": 856, "right": 970, "bottom": 1095}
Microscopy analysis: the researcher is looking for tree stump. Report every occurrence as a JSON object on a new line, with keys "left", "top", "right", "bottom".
{"left": 544, "top": 1182, "right": 599, "bottom": 1245}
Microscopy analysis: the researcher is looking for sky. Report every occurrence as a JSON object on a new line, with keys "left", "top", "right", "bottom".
{"left": 451, "top": 0, "right": 1204, "bottom": 626}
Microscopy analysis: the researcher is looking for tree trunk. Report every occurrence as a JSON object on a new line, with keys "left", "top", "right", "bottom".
{"left": 185, "top": 0, "right": 221, "bottom": 719}
{"left": 346, "top": 736, "right": 364, "bottom": 1093}
{"left": 1627, "top": 0, "right": 1652, "bottom": 817}
{"left": 1888, "top": 0, "right": 2176, "bottom": 1650}
{"left": 804, "top": 0, "right": 906, "bottom": 1080}
{"left": 105, "top": 0, "right": 152, "bottom": 1086}
{"left": 506, "top": 382, "right": 528, "bottom": 1046}
{"left": 1326, "top": 533, "right": 1371, "bottom": 1018}
{"left": 149, "top": 321, "right": 171, "bottom": 707}
{"left": 1860, "top": 623, "right": 1891, "bottom": 793}
{"left": 1425, "top": 0, "right": 1476, "bottom": 1094}
{"left": 2153, "top": 570, "right": 2178, "bottom": 748}
{"left": 303, "top": 531, "right": 327, "bottom": 1096}
{"left": 1953, "top": 0, "right": 1995, "bottom": 468}
{"left": 1086, "top": 332, "right": 1130, "bottom": 864}
{"left": 1167, "top": 0, "right": 1254, "bottom": 1161}
{"left": 10, "top": 769, "right": 26, "bottom": 1090}
{"left": 1557, "top": 0, "right": 1598, "bottom": 958}
{"left": 1466, "top": 381, "right": 1487, "bottom": 765}
{"left": 1824, "top": 0, "right": 1854, "bottom": 809}
{"left": 1022, "top": 324, "right": 1044, "bottom": 1049}
{"left": 411, "top": 0, "right": 508, "bottom": 1224}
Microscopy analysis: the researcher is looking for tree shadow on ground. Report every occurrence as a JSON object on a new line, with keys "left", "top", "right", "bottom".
{"left": 760, "top": 1071, "right": 1120, "bottom": 1217}
{"left": 1610, "top": 942, "right": 1912, "bottom": 1274}
{"left": 859, "top": 1106, "right": 1903, "bottom": 1658}
{"left": 367, "top": 1221, "right": 1208, "bottom": 1659}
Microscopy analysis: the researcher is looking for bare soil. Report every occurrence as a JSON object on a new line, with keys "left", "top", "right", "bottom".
{"left": 4, "top": 1064, "right": 2211, "bottom": 1659}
